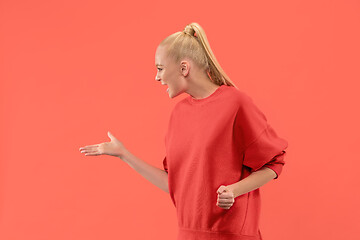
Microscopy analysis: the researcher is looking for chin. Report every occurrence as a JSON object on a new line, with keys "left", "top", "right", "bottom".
{"left": 169, "top": 90, "right": 183, "bottom": 99}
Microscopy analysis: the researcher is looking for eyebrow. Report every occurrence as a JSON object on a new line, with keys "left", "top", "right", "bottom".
{"left": 155, "top": 64, "right": 164, "bottom": 66}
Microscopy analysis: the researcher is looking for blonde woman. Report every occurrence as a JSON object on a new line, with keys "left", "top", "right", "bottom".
{"left": 79, "top": 22, "right": 288, "bottom": 240}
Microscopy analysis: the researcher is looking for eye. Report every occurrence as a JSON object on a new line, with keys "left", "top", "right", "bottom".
{"left": 157, "top": 68, "right": 163, "bottom": 71}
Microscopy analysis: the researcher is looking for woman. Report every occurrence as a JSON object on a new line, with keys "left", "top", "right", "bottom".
{"left": 79, "top": 22, "right": 288, "bottom": 240}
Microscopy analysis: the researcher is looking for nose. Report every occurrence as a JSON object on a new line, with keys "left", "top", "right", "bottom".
{"left": 155, "top": 76, "right": 160, "bottom": 81}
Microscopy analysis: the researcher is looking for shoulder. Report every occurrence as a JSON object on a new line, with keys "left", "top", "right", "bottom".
{"left": 224, "top": 87, "right": 268, "bottom": 123}
{"left": 222, "top": 85, "right": 255, "bottom": 108}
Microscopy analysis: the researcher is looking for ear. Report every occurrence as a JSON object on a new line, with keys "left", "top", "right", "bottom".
{"left": 180, "top": 60, "right": 190, "bottom": 77}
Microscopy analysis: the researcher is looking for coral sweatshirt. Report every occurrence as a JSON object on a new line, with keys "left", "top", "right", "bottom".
{"left": 162, "top": 84, "right": 288, "bottom": 240}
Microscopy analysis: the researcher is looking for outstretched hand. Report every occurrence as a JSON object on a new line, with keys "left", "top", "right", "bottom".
{"left": 79, "top": 131, "right": 127, "bottom": 158}
{"left": 216, "top": 185, "right": 235, "bottom": 210}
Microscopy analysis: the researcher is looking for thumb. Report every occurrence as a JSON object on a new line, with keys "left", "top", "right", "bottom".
{"left": 108, "top": 131, "right": 114, "bottom": 140}
{"left": 217, "top": 185, "right": 228, "bottom": 194}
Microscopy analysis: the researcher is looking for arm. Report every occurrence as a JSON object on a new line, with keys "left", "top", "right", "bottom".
{"left": 231, "top": 94, "right": 288, "bottom": 199}
{"left": 79, "top": 131, "right": 169, "bottom": 193}
{"left": 226, "top": 166, "right": 276, "bottom": 198}
{"left": 119, "top": 149, "right": 169, "bottom": 194}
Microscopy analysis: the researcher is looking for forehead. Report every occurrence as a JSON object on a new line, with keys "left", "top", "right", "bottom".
{"left": 155, "top": 45, "right": 167, "bottom": 66}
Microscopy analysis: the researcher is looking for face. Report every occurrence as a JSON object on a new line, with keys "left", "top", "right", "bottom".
{"left": 155, "top": 45, "right": 188, "bottom": 98}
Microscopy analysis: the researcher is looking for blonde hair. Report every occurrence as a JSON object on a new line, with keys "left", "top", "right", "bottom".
{"left": 159, "top": 22, "right": 238, "bottom": 89}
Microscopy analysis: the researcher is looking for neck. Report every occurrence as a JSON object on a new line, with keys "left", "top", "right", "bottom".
{"left": 186, "top": 72, "right": 220, "bottom": 99}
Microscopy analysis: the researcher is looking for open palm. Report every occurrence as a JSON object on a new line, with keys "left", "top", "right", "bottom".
{"left": 79, "top": 131, "right": 126, "bottom": 158}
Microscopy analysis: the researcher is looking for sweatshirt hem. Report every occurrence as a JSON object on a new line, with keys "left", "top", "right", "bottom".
{"left": 178, "top": 226, "right": 262, "bottom": 240}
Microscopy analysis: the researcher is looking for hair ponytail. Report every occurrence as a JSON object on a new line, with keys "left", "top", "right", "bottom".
{"left": 159, "top": 22, "right": 238, "bottom": 89}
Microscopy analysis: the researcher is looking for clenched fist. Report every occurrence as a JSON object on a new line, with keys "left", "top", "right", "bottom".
{"left": 216, "top": 185, "right": 235, "bottom": 210}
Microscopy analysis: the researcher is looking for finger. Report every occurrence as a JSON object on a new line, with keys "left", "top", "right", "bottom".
{"left": 85, "top": 148, "right": 100, "bottom": 153}
{"left": 218, "top": 199, "right": 234, "bottom": 204}
{"left": 84, "top": 152, "right": 101, "bottom": 156}
{"left": 79, "top": 144, "right": 100, "bottom": 150}
{"left": 218, "top": 203, "right": 233, "bottom": 208}
{"left": 80, "top": 148, "right": 98, "bottom": 153}
{"left": 218, "top": 196, "right": 235, "bottom": 202}
{"left": 218, "top": 201, "right": 233, "bottom": 206}
{"left": 217, "top": 203, "right": 232, "bottom": 209}
{"left": 80, "top": 146, "right": 99, "bottom": 152}
{"left": 81, "top": 149, "right": 100, "bottom": 155}
{"left": 217, "top": 185, "right": 227, "bottom": 194}
{"left": 218, "top": 193, "right": 233, "bottom": 199}
{"left": 220, "top": 206, "right": 231, "bottom": 209}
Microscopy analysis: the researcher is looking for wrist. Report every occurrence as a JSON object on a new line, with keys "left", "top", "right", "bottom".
{"left": 118, "top": 148, "right": 129, "bottom": 161}
{"left": 226, "top": 183, "right": 241, "bottom": 199}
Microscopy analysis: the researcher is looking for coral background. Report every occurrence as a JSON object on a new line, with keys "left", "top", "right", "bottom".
{"left": 1, "top": 0, "right": 359, "bottom": 239}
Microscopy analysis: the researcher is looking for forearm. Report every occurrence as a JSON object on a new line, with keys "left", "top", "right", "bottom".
{"left": 226, "top": 167, "right": 277, "bottom": 198}
{"left": 119, "top": 149, "right": 169, "bottom": 193}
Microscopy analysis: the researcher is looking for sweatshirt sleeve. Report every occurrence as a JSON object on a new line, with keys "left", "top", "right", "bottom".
{"left": 263, "top": 150, "right": 286, "bottom": 179}
{"left": 162, "top": 156, "right": 168, "bottom": 173}
{"left": 235, "top": 94, "right": 288, "bottom": 179}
